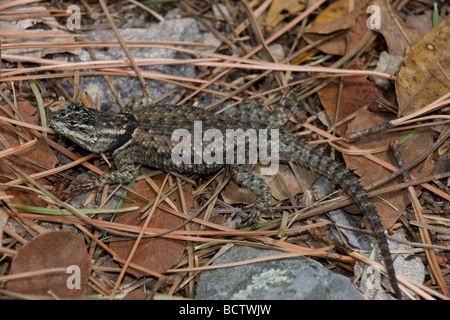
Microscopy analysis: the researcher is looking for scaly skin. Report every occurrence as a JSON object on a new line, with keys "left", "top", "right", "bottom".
{"left": 50, "top": 93, "right": 401, "bottom": 298}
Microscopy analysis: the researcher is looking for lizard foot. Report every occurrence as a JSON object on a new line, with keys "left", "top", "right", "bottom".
{"left": 72, "top": 179, "right": 100, "bottom": 192}
{"left": 72, "top": 177, "right": 107, "bottom": 202}
{"left": 240, "top": 207, "right": 261, "bottom": 229}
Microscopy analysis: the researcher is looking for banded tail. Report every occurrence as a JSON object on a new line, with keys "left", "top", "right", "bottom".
{"left": 279, "top": 132, "right": 401, "bottom": 298}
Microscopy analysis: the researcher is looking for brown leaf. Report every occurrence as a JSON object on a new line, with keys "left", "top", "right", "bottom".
{"left": 317, "top": 77, "right": 389, "bottom": 136}
{"left": 342, "top": 109, "right": 435, "bottom": 228}
{"left": 110, "top": 175, "right": 194, "bottom": 278}
{"left": 2, "top": 137, "right": 58, "bottom": 176}
{"left": 221, "top": 163, "right": 314, "bottom": 204}
{"left": 0, "top": 138, "right": 59, "bottom": 207}
{"left": 436, "top": 253, "right": 447, "bottom": 267}
{"left": 395, "top": 15, "right": 450, "bottom": 116}
{"left": 0, "top": 206, "right": 8, "bottom": 244}
{"left": 221, "top": 180, "right": 256, "bottom": 205}
{"left": 0, "top": 101, "right": 39, "bottom": 134}
{"left": 257, "top": 163, "right": 315, "bottom": 201}
{"left": 0, "top": 101, "right": 58, "bottom": 206}
{"left": 369, "top": 0, "right": 421, "bottom": 56}
{"left": 303, "top": 0, "right": 370, "bottom": 56}
{"left": 123, "top": 288, "right": 148, "bottom": 300}
{"left": 265, "top": 0, "right": 306, "bottom": 29}
{"left": 8, "top": 231, "right": 91, "bottom": 298}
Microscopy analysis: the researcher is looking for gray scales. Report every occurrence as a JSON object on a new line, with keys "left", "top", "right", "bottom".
{"left": 49, "top": 93, "right": 401, "bottom": 298}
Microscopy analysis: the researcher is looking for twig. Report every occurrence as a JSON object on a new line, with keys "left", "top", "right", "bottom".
{"left": 126, "top": 0, "right": 164, "bottom": 22}
{"left": 390, "top": 140, "right": 448, "bottom": 296}
{"left": 0, "top": 157, "right": 140, "bottom": 238}
{"left": 350, "top": 251, "right": 444, "bottom": 300}
{"left": 86, "top": 47, "right": 124, "bottom": 108}
{"left": 177, "top": 0, "right": 327, "bottom": 105}
{"left": 98, "top": 0, "right": 152, "bottom": 97}
{"left": 108, "top": 174, "right": 169, "bottom": 300}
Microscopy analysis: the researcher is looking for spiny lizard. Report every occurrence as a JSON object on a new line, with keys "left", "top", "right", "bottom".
{"left": 50, "top": 93, "right": 401, "bottom": 298}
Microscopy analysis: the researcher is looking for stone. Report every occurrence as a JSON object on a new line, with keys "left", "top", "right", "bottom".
{"left": 195, "top": 245, "right": 364, "bottom": 300}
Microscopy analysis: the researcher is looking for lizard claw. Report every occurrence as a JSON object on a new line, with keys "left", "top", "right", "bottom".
{"left": 240, "top": 207, "right": 261, "bottom": 229}
{"left": 72, "top": 177, "right": 106, "bottom": 203}
{"left": 72, "top": 179, "right": 97, "bottom": 193}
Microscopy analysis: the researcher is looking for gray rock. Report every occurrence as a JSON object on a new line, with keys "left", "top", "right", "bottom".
{"left": 195, "top": 245, "right": 364, "bottom": 300}
{"left": 58, "top": 15, "right": 219, "bottom": 112}
{"left": 371, "top": 51, "right": 403, "bottom": 89}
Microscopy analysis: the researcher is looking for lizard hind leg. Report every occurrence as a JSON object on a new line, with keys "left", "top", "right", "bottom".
{"left": 235, "top": 99, "right": 272, "bottom": 125}
{"left": 230, "top": 164, "right": 272, "bottom": 227}
{"left": 235, "top": 90, "right": 298, "bottom": 129}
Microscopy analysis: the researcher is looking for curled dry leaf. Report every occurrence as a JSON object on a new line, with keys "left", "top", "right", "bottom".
{"left": 110, "top": 174, "right": 194, "bottom": 278}
{"left": 8, "top": 231, "right": 91, "bottom": 298}
{"left": 396, "top": 15, "right": 450, "bottom": 116}
{"left": 221, "top": 180, "right": 256, "bottom": 205}
{"left": 342, "top": 109, "right": 435, "bottom": 228}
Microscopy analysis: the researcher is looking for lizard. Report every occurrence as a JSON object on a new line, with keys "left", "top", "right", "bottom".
{"left": 49, "top": 93, "right": 401, "bottom": 298}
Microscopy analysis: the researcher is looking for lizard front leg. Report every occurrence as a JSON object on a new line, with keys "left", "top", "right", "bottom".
{"left": 72, "top": 149, "right": 136, "bottom": 193}
{"left": 230, "top": 164, "right": 272, "bottom": 228}
{"left": 122, "top": 95, "right": 154, "bottom": 114}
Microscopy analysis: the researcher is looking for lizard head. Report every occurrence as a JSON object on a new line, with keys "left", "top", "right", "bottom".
{"left": 50, "top": 102, "right": 122, "bottom": 153}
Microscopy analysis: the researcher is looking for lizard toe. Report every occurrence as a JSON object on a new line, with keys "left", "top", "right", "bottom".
{"left": 240, "top": 207, "right": 261, "bottom": 229}
{"left": 72, "top": 177, "right": 105, "bottom": 192}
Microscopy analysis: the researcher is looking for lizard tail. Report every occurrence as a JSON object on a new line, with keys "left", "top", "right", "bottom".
{"left": 279, "top": 132, "right": 402, "bottom": 298}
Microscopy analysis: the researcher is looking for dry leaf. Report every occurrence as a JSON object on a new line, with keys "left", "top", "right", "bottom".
{"left": 221, "top": 180, "right": 256, "bottom": 205}
{"left": 8, "top": 231, "right": 91, "bottom": 298}
{"left": 0, "top": 206, "right": 8, "bottom": 244}
{"left": 369, "top": 0, "right": 421, "bottom": 56}
{"left": 436, "top": 253, "right": 447, "bottom": 267}
{"left": 123, "top": 288, "right": 148, "bottom": 300}
{"left": 290, "top": 40, "right": 318, "bottom": 65}
{"left": 221, "top": 163, "right": 314, "bottom": 205}
{"left": 303, "top": 0, "right": 370, "bottom": 56}
{"left": 256, "top": 163, "right": 315, "bottom": 201}
{"left": 0, "top": 101, "right": 58, "bottom": 206}
{"left": 110, "top": 175, "right": 194, "bottom": 278}
{"left": 0, "top": 139, "right": 58, "bottom": 208}
{"left": 395, "top": 15, "right": 450, "bottom": 116}
{"left": 265, "top": 0, "right": 306, "bottom": 29}
{"left": 317, "top": 77, "right": 391, "bottom": 136}
{"left": 342, "top": 109, "right": 434, "bottom": 228}
{"left": 0, "top": 137, "right": 58, "bottom": 182}
{"left": 0, "top": 6, "right": 80, "bottom": 58}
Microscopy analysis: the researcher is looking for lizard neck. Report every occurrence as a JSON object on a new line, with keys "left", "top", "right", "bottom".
{"left": 108, "top": 113, "right": 138, "bottom": 154}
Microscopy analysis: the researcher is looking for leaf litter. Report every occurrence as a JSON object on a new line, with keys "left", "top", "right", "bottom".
{"left": 342, "top": 108, "right": 435, "bottom": 228}
{"left": 396, "top": 15, "right": 450, "bottom": 116}
{"left": 110, "top": 175, "right": 196, "bottom": 278}
{"left": 0, "top": 0, "right": 448, "bottom": 300}
{"left": 7, "top": 231, "right": 91, "bottom": 298}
